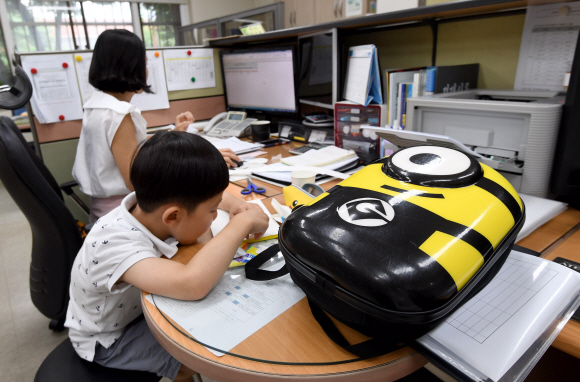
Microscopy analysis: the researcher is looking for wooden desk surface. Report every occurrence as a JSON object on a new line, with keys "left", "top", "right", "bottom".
{"left": 143, "top": 144, "right": 580, "bottom": 380}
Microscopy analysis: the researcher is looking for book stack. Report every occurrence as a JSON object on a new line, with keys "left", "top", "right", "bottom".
{"left": 385, "top": 64, "right": 479, "bottom": 129}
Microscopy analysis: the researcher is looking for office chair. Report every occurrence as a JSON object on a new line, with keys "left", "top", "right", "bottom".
{"left": 0, "top": 66, "right": 90, "bottom": 331}
{"left": 34, "top": 338, "right": 161, "bottom": 382}
{"left": 0, "top": 67, "right": 161, "bottom": 382}
{"left": 0, "top": 117, "right": 84, "bottom": 331}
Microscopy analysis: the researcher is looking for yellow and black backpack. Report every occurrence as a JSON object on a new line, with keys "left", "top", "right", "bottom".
{"left": 247, "top": 145, "right": 525, "bottom": 357}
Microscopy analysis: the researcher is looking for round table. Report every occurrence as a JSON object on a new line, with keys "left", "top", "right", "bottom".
{"left": 142, "top": 185, "right": 427, "bottom": 381}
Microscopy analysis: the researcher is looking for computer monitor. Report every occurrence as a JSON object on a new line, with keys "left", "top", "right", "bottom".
{"left": 220, "top": 47, "right": 299, "bottom": 116}
{"left": 297, "top": 29, "right": 338, "bottom": 110}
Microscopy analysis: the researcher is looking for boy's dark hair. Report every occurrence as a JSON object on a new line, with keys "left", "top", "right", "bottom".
{"left": 89, "top": 29, "right": 152, "bottom": 94}
{"left": 130, "top": 132, "right": 229, "bottom": 213}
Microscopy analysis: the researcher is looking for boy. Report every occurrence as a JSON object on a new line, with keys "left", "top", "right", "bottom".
{"left": 65, "top": 132, "right": 269, "bottom": 381}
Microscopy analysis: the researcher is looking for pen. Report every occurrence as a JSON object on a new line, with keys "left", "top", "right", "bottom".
{"left": 261, "top": 140, "right": 290, "bottom": 148}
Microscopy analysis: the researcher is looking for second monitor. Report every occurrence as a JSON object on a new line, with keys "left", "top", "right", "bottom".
{"left": 220, "top": 47, "right": 299, "bottom": 117}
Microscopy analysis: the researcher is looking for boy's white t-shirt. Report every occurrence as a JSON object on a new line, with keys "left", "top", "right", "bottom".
{"left": 65, "top": 192, "right": 179, "bottom": 361}
{"left": 73, "top": 90, "right": 148, "bottom": 198}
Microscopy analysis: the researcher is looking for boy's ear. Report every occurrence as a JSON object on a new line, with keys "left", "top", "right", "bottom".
{"left": 161, "top": 205, "right": 181, "bottom": 226}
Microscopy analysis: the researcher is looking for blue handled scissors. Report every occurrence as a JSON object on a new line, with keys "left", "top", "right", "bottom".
{"left": 241, "top": 178, "right": 266, "bottom": 195}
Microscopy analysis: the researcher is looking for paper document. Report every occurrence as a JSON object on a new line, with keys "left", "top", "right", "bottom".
{"left": 517, "top": 194, "right": 567, "bottom": 240}
{"left": 22, "top": 54, "right": 84, "bottom": 123}
{"left": 210, "top": 137, "right": 263, "bottom": 154}
{"left": 164, "top": 48, "right": 216, "bottom": 91}
{"left": 417, "top": 250, "right": 580, "bottom": 382}
{"left": 281, "top": 145, "right": 356, "bottom": 167}
{"left": 145, "top": 260, "right": 305, "bottom": 356}
{"left": 210, "top": 199, "right": 279, "bottom": 243}
{"left": 249, "top": 157, "right": 359, "bottom": 183}
{"left": 514, "top": 3, "right": 580, "bottom": 91}
{"left": 73, "top": 52, "right": 95, "bottom": 104}
{"left": 131, "top": 51, "right": 170, "bottom": 111}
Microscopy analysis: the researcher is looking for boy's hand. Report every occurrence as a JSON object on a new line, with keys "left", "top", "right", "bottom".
{"left": 229, "top": 201, "right": 262, "bottom": 220}
{"left": 174, "top": 111, "right": 195, "bottom": 132}
{"left": 219, "top": 148, "right": 242, "bottom": 168}
{"left": 232, "top": 207, "right": 269, "bottom": 240}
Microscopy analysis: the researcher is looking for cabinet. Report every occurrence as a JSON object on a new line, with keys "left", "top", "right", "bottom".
{"left": 315, "top": 0, "right": 343, "bottom": 25}
{"left": 284, "top": 0, "right": 315, "bottom": 28}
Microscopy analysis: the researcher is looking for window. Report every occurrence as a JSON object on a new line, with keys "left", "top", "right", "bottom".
{"left": 78, "top": 1, "right": 133, "bottom": 48}
{"left": 0, "top": 26, "right": 10, "bottom": 84}
{"left": 6, "top": 0, "right": 182, "bottom": 53}
{"left": 7, "top": 0, "right": 79, "bottom": 52}
{"left": 139, "top": 3, "right": 181, "bottom": 47}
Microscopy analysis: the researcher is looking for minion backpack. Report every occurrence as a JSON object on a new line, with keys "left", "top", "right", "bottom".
{"left": 246, "top": 145, "right": 525, "bottom": 357}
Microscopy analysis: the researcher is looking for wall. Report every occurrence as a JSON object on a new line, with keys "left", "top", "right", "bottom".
{"left": 188, "top": 0, "right": 265, "bottom": 23}
{"left": 344, "top": 12, "right": 525, "bottom": 89}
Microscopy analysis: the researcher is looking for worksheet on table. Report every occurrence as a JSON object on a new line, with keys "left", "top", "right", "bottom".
{"left": 145, "top": 262, "right": 305, "bottom": 356}
{"left": 163, "top": 48, "right": 216, "bottom": 91}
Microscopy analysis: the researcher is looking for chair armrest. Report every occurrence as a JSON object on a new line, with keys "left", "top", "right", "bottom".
{"left": 59, "top": 180, "right": 78, "bottom": 195}
{"left": 59, "top": 181, "right": 90, "bottom": 215}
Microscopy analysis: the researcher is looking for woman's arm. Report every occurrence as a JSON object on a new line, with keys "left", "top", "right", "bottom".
{"left": 111, "top": 114, "right": 139, "bottom": 191}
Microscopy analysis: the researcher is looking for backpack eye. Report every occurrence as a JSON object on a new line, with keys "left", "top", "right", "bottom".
{"left": 384, "top": 146, "right": 482, "bottom": 188}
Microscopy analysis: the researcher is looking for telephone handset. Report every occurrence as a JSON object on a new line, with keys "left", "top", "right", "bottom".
{"left": 203, "top": 111, "right": 257, "bottom": 138}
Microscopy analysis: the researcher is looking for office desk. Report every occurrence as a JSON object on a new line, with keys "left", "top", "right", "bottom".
{"left": 142, "top": 145, "right": 580, "bottom": 380}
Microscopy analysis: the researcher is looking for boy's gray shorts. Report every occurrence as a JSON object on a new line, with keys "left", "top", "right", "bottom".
{"left": 93, "top": 315, "right": 182, "bottom": 379}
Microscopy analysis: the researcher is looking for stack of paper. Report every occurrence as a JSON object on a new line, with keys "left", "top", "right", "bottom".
{"left": 281, "top": 145, "right": 356, "bottom": 167}
{"left": 417, "top": 250, "right": 580, "bottom": 382}
{"left": 210, "top": 137, "right": 263, "bottom": 155}
{"left": 210, "top": 199, "right": 279, "bottom": 243}
{"left": 252, "top": 156, "right": 361, "bottom": 187}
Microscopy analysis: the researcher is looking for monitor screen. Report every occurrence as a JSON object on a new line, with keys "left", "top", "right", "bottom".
{"left": 221, "top": 48, "right": 298, "bottom": 114}
{"left": 297, "top": 29, "right": 337, "bottom": 109}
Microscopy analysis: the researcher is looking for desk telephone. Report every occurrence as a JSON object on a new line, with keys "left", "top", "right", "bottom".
{"left": 204, "top": 111, "right": 257, "bottom": 138}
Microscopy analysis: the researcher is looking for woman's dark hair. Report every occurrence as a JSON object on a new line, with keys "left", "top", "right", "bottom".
{"left": 130, "top": 131, "right": 229, "bottom": 213}
{"left": 89, "top": 29, "right": 152, "bottom": 94}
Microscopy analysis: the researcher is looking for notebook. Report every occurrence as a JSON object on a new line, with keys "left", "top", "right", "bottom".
{"left": 281, "top": 146, "right": 356, "bottom": 167}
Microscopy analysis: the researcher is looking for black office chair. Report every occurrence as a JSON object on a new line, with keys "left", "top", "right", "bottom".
{"left": 0, "top": 67, "right": 161, "bottom": 381}
{"left": 34, "top": 338, "right": 161, "bottom": 382}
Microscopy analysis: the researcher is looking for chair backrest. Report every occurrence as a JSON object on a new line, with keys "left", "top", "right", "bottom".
{"left": 3, "top": 116, "right": 64, "bottom": 200}
{"left": 0, "top": 117, "right": 83, "bottom": 321}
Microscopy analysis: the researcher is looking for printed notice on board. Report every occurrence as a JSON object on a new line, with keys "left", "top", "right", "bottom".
{"left": 21, "top": 54, "right": 84, "bottom": 123}
{"left": 163, "top": 48, "right": 216, "bottom": 91}
{"left": 73, "top": 52, "right": 94, "bottom": 104}
{"left": 514, "top": 2, "right": 580, "bottom": 91}
{"left": 74, "top": 51, "right": 169, "bottom": 111}
{"left": 131, "top": 51, "right": 170, "bottom": 111}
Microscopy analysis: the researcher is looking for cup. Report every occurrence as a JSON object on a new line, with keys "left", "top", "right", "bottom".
{"left": 251, "top": 120, "right": 271, "bottom": 142}
{"left": 291, "top": 170, "right": 316, "bottom": 187}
